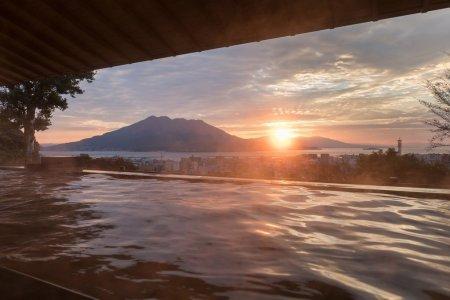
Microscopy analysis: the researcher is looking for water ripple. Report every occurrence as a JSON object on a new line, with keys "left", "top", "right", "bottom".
{"left": 0, "top": 170, "right": 449, "bottom": 299}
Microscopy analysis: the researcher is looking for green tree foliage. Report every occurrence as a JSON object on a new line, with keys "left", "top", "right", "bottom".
{"left": 354, "top": 149, "right": 448, "bottom": 187}
{"left": 0, "top": 120, "right": 24, "bottom": 164}
{"left": 0, "top": 72, "right": 95, "bottom": 164}
{"left": 420, "top": 69, "right": 450, "bottom": 149}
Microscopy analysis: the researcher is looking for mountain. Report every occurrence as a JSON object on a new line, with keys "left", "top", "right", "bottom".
{"left": 40, "top": 143, "right": 58, "bottom": 147}
{"left": 48, "top": 116, "right": 247, "bottom": 152}
{"left": 47, "top": 116, "right": 368, "bottom": 152}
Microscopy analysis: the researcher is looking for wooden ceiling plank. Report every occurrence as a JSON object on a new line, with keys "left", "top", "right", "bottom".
{"left": 7, "top": 1, "right": 110, "bottom": 67}
{"left": 154, "top": 0, "right": 203, "bottom": 49}
{"left": 422, "top": 0, "right": 432, "bottom": 12}
{"left": 0, "top": 33, "right": 71, "bottom": 74}
{"left": 0, "top": 74, "right": 15, "bottom": 85}
{"left": 41, "top": 0, "right": 133, "bottom": 63}
{"left": 327, "top": 0, "right": 337, "bottom": 29}
{"left": 112, "top": 0, "right": 179, "bottom": 56}
{"left": 0, "top": 66, "right": 27, "bottom": 83}
{"left": 0, "top": 45, "right": 55, "bottom": 77}
{"left": 0, "top": 56, "right": 40, "bottom": 79}
{"left": 0, "top": 15, "right": 81, "bottom": 72}
{"left": 193, "top": 0, "right": 228, "bottom": 43}
{"left": 372, "top": 0, "right": 380, "bottom": 20}
{"left": 79, "top": 0, "right": 152, "bottom": 58}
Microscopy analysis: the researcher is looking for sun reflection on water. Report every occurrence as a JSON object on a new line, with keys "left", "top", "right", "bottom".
{"left": 0, "top": 170, "right": 448, "bottom": 299}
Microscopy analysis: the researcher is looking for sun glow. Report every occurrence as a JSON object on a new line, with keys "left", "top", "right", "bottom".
{"left": 271, "top": 127, "right": 295, "bottom": 149}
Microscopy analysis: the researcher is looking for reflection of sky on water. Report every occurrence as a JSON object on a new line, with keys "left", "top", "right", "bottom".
{"left": 0, "top": 170, "right": 449, "bottom": 299}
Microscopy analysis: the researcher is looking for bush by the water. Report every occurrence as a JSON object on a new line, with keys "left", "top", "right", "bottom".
{"left": 75, "top": 154, "right": 137, "bottom": 171}
{"left": 0, "top": 120, "right": 24, "bottom": 164}
{"left": 353, "top": 148, "right": 449, "bottom": 187}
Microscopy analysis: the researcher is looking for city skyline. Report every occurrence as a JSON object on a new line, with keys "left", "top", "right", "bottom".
{"left": 36, "top": 8, "right": 450, "bottom": 147}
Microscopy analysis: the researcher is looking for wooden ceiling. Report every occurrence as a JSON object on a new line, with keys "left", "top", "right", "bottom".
{"left": 1, "top": 0, "right": 449, "bottom": 84}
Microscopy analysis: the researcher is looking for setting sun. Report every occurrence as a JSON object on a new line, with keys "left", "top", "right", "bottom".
{"left": 271, "top": 127, "right": 295, "bottom": 149}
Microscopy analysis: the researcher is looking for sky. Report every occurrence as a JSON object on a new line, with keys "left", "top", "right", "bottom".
{"left": 37, "top": 8, "right": 450, "bottom": 147}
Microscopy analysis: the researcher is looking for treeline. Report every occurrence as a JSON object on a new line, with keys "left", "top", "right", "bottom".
{"left": 291, "top": 149, "right": 449, "bottom": 188}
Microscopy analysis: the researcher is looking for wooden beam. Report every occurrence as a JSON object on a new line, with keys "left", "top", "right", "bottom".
{"left": 41, "top": 0, "right": 132, "bottom": 62}
{"left": 0, "top": 16, "right": 80, "bottom": 72}
{"left": 327, "top": 0, "right": 337, "bottom": 29}
{"left": 0, "top": 74, "right": 15, "bottom": 86}
{"left": 0, "top": 32, "right": 70, "bottom": 74}
{"left": 154, "top": 0, "right": 203, "bottom": 49}
{"left": 112, "top": 0, "right": 179, "bottom": 56}
{"left": 4, "top": 1, "right": 110, "bottom": 67}
{"left": 0, "top": 45, "right": 58, "bottom": 76}
{"left": 79, "top": 0, "right": 152, "bottom": 58}
{"left": 0, "top": 66, "right": 27, "bottom": 83}
{"left": 0, "top": 56, "right": 40, "bottom": 79}
{"left": 372, "top": 0, "right": 379, "bottom": 21}
{"left": 422, "top": 0, "right": 431, "bottom": 12}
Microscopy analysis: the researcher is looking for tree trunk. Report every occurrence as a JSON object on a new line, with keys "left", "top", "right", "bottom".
{"left": 24, "top": 107, "right": 39, "bottom": 166}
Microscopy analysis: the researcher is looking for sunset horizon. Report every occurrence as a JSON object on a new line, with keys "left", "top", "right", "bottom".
{"left": 32, "top": 8, "right": 449, "bottom": 148}
{"left": 38, "top": 114, "right": 410, "bottom": 149}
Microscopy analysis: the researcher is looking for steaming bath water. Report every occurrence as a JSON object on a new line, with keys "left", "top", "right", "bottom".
{"left": 0, "top": 170, "right": 449, "bottom": 299}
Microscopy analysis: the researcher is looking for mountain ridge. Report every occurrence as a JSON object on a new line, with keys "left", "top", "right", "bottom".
{"left": 47, "top": 116, "right": 371, "bottom": 151}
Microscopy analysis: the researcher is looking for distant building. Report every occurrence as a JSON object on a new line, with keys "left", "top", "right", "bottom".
{"left": 301, "top": 154, "right": 318, "bottom": 160}
{"left": 320, "top": 153, "right": 330, "bottom": 162}
{"left": 397, "top": 138, "right": 402, "bottom": 156}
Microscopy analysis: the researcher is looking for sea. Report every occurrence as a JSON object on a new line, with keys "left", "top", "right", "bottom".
{"left": 41, "top": 147, "right": 448, "bottom": 161}
{"left": 0, "top": 169, "right": 448, "bottom": 299}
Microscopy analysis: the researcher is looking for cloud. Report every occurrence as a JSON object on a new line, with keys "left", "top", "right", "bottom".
{"left": 78, "top": 120, "right": 128, "bottom": 131}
